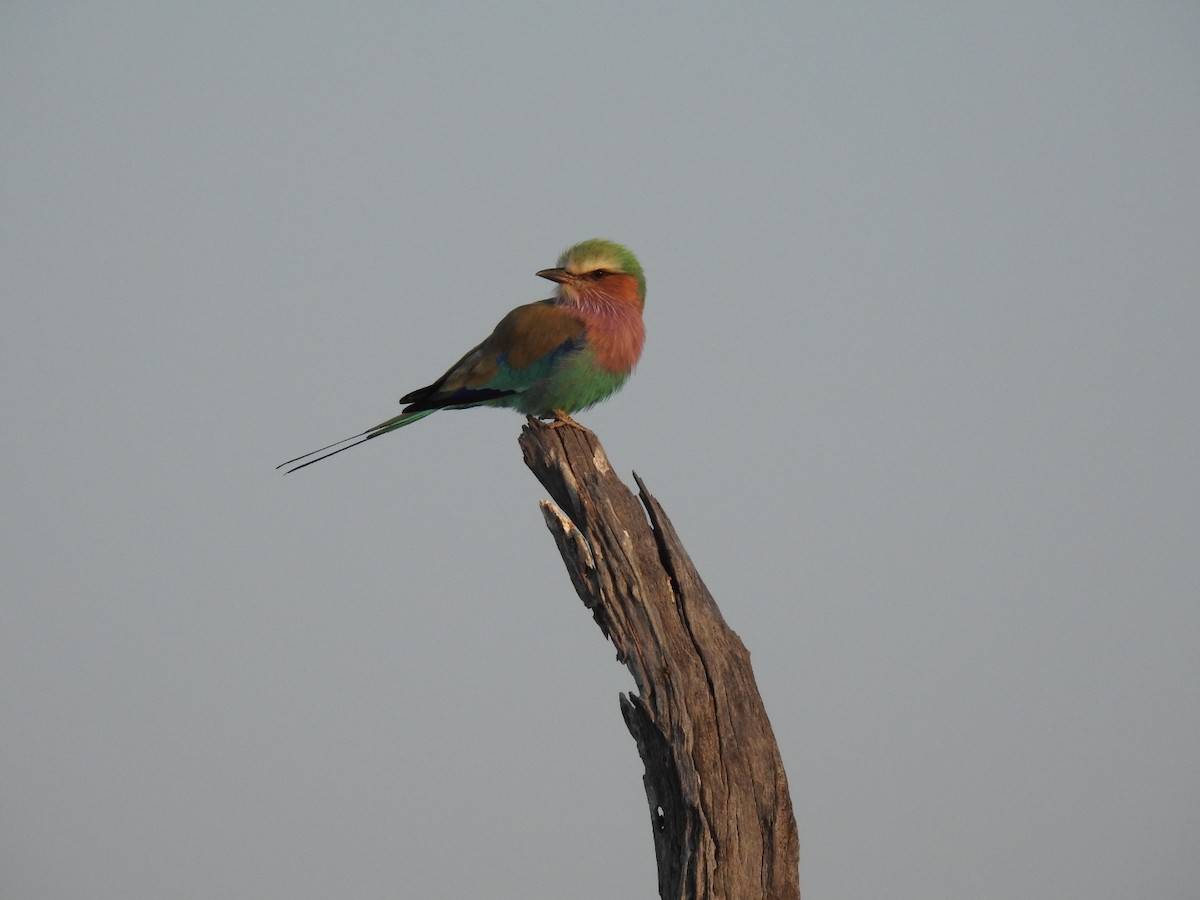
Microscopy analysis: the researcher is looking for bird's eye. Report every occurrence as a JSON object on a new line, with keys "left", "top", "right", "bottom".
{"left": 590, "top": 269, "right": 608, "bottom": 280}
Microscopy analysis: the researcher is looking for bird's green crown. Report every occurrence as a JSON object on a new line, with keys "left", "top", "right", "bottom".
{"left": 558, "top": 238, "right": 646, "bottom": 301}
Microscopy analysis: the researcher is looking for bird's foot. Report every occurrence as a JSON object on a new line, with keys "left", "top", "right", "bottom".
{"left": 545, "top": 409, "right": 583, "bottom": 429}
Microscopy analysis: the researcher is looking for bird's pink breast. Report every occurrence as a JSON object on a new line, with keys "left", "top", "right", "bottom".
{"left": 585, "top": 304, "right": 645, "bottom": 373}
{"left": 560, "top": 273, "right": 645, "bottom": 374}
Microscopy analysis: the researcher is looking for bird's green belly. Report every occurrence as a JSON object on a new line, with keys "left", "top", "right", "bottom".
{"left": 498, "top": 353, "right": 630, "bottom": 416}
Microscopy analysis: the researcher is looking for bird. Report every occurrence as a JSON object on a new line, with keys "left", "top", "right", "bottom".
{"left": 278, "top": 238, "right": 646, "bottom": 473}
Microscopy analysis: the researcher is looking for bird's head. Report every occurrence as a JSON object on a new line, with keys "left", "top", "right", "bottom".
{"left": 537, "top": 239, "right": 646, "bottom": 310}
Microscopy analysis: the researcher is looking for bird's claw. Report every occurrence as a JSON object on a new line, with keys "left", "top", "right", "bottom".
{"left": 545, "top": 409, "right": 582, "bottom": 429}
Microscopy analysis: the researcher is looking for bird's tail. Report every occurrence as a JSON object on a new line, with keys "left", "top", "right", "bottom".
{"left": 276, "top": 409, "right": 436, "bottom": 473}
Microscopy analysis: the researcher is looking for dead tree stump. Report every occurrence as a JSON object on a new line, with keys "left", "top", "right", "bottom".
{"left": 519, "top": 418, "right": 800, "bottom": 900}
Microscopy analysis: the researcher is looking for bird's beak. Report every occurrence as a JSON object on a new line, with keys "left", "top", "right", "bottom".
{"left": 536, "top": 267, "right": 572, "bottom": 284}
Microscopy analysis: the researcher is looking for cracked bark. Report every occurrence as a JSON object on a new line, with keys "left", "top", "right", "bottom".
{"left": 519, "top": 418, "right": 800, "bottom": 900}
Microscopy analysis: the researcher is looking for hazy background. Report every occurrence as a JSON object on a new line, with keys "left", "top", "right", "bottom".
{"left": 3, "top": 3, "right": 1197, "bottom": 897}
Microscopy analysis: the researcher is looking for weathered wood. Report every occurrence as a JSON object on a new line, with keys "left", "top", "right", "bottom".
{"left": 519, "top": 418, "right": 800, "bottom": 900}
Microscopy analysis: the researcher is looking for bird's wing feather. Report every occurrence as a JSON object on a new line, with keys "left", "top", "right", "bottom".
{"left": 400, "top": 301, "right": 586, "bottom": 410}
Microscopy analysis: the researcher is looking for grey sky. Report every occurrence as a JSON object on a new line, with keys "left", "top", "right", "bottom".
{"left": 3, "top": 2, "right": 1198, "bottom": 897}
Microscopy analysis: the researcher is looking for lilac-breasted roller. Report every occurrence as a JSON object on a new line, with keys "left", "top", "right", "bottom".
{"left": 279, "top": 238, "right": 646, "bottom": 473}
